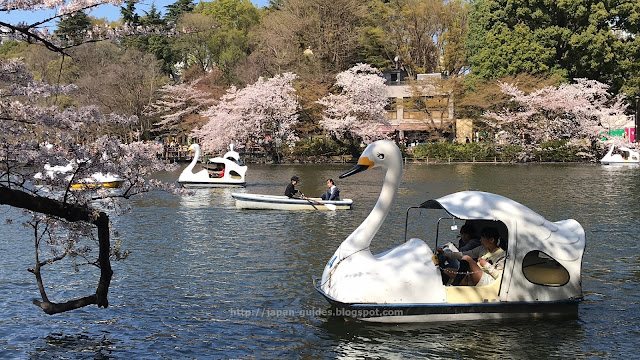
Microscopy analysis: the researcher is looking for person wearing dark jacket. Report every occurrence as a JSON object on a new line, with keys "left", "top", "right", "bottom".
{"left": 320, "top": 179, "right": 340, "bottom": 200}
{"left": 285, "top": 176, "right": 301, "bottom": 198}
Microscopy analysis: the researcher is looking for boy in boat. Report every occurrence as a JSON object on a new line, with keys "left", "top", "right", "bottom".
{"left": 285, "top": 176, "right": 301, "bottom": 198}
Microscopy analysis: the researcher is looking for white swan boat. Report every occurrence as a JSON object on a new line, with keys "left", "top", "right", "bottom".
{"left": 600, "top": 144, "right": 639, "bottom": 165}
{"left": 34, "top": 163, "right": 124, "bottom": 189}
{"left": 178, "top": 143, "right": 248, "bottom": 188}
{"left": 314, "top": 140, "right": 585, "bottom": 323}
{"left": 232, "top": 193, "right": 353, "bottom": 211}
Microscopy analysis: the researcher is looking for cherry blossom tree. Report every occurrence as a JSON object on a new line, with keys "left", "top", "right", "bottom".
{"left": 0, "top": 57, "right": 177, "bottom": 314}
{"left": 191, "top": 72, "right": 299, "bottom": 162}
{"left": 317, "top": 63, "right": 389, "bottom": 147}
{"left": 145, "top": 76, "right": 218, "bottom": 137}
{"left": 483, "top": 78, "right": 629, "bottom": 157}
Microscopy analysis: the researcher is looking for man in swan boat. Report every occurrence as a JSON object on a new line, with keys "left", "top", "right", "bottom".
{"left": 439, "top": 227, "right": 506, "bottom": 286}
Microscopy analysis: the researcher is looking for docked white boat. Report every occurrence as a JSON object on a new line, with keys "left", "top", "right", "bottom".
{"left": 34, "top": 163, "right": 124, "bottom": 190}
{"left": 178, "top": 143, "right": 248, "bottom": 188}
{"left": 314, "top": 140, "right": 585, "bottom": 323}
{"left": 232, "top": 193, "right": 353, "bottom": 211}
{"left": 600, "top": 143, "right": 639, "bottom": 165}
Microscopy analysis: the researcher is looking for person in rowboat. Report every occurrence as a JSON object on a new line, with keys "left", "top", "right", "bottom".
{"left": 320, "top": 178, "right": 340, "bottom": 201}
{"left": 285, "top": 176, "right": 302, "bottom": 198}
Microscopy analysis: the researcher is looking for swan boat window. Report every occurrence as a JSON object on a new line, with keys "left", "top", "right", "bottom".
{"left": 314, "top": 140, "right": 586, "bottom": 323}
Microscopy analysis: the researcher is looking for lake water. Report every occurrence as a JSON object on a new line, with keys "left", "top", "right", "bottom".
{"left": 1, "top": 163, "right": 639, "bottom": 359}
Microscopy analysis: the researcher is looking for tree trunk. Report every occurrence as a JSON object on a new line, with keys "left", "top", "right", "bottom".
{"left": 0, "top": 187, "right": 113, "bottom": 314}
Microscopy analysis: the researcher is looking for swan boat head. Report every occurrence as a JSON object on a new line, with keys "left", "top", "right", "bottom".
{"left": 319, "top": 140, "right": 445, "bottom": 304}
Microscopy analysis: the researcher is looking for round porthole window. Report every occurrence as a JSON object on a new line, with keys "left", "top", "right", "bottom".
{"left": 522, "top": 250, "right": 569, "bottom": 286}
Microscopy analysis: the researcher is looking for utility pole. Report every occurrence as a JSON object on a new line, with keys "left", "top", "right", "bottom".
{"left": 636, "top": 96, "right": 639, "bottom": 143}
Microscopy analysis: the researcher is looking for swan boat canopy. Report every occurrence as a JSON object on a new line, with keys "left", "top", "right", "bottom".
{"left": 34, "top": 163, "right": 125, "bottom": 189}
{"left": 178, "top": 144, "right": 248, "bottom": 188}
{"left": 600, "top": 143, "right": 639, "bottom": 165}
{"left": 314, "top": 140, "right": 585, "bottom": 323}
{"left": 231, "top": 193, "right": 353, "bottom": 211}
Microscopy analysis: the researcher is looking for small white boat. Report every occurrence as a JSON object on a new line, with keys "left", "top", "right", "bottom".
{"left": 34, "top": 163, "right": 124, "bottom": 189}
{"left": 178, "top": 143, "right": 248, "bottom": 188}
{"left": 232, "top": 193, "right": 353, "bottom": 210}
{"left": 315, "top": 140, "right": 585, "bottom": 323}
{"left": 600, "top": 144, "right": 639, "bottom": 165}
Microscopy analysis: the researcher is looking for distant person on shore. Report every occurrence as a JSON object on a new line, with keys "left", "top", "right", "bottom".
{"left": 285, "top": 176, "right": 301, "bottom": 198}
{"left": 320, "top": 178, "right": 340, "bottom": 201}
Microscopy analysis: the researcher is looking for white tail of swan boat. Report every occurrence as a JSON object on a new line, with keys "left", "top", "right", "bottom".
{"left": 178, "top": 143, "right": 248, "bottom": 188}
{"left": 315, "top": 140, "right": 585, "bottom": 323}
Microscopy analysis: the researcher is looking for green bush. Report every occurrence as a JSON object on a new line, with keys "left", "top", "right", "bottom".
{"left": 534, "top": 140, "right": 583, "bottom": 162}
{"left": 290, "top": 138, "right": 349, "bottom": 156}
{"left": 411, "top": 142, "right": 497, "bottom": 161}
{"left": 497, "top": 145, "right": 522, "bottom": 162}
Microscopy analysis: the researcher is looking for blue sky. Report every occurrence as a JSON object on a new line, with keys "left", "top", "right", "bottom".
{"left": 2, "top": 0, "right": 270, "bottom": 28}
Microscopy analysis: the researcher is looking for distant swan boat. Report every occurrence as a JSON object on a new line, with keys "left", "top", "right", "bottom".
{"left": 34, "top": 163, "right": 124, "bottom": 189}
{"left": 178, "top": 143, "right": 247, "bottom": 188}
{"left": 600, "top": 143, "right": 639, "bottom": 165}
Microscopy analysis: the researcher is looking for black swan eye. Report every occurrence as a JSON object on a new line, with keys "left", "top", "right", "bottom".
{"left": 376, "top": 153, "right": 384, "bottom": 159}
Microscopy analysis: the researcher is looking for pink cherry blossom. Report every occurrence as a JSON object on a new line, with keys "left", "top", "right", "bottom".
{"left": 191, "top": 73, "right": 299, "bottom": 157}
{"left": 484, "top": 78, "right": 628, "bottom": 149}
{"left": 317, "top": 63, "right": 390, "bottom": 141}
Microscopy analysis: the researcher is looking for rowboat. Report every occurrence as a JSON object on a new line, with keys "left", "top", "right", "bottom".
{"left": 315, "top": 140, "right": 585, "bottom": 323}
{"left": 231, "top": 193, "right": 353, "bottom": 210}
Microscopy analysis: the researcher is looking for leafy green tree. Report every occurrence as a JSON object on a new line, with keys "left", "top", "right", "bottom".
{"left": 120, "top": 0, "right": 140, "bottom": 26}
{"left": 360, "top": 0, "right": 467, "bottom": 78}
{"left": 440, "top": 0, "right": 469, "bottom": 76}
{"left": 119, "top": 3, "right": 173, "bottom": 76}
{"left": 0, "top": 40, "right": 29, "bottom": 59}
{"left": 54, "top": 12, "right": 92, "bottom": 44}
{"left": 465, "top": 0, "right": 640, "bottom": 96}
{"left": 196, "top": 0, "right": 261, "bottom": 80}
{"left": 366, "top": 0, "right": 448, "bottom": 78}
{"left": 165, "top": 0, "right": 196, "bottom": 23}
{"left": 172, "top": 13, "right": 220, "bottom": 73}
{"left": 141, "top": 3, "right": 166, "bottom": 26}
